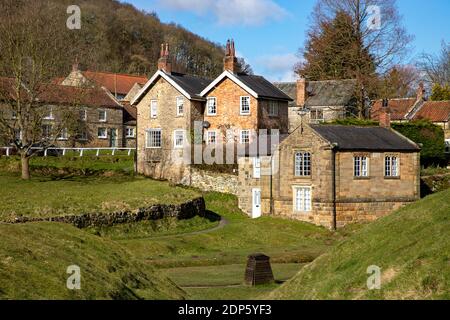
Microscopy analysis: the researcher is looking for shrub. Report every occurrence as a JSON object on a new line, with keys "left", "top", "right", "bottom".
{"left": 392, "top": 120, "right": 446, "bottom": 167}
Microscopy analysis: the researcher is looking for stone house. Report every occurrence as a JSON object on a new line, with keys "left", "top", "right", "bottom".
{"left": 0, "top": 77, "right": 124, "bottom": 148}
{"left": 238, "top": 109, "right": 421, "bottom": 229}
{"left": 371, "top": 84, "right": 450, "bottom": 139}
{"left": 59, "top": 64, "right": 148, "bottom": 148}
{"left": 275, "top": 79, "right": 357, "bottom": 133}
{"left": 132, "top": 41, "right": 292, "bottom": 183}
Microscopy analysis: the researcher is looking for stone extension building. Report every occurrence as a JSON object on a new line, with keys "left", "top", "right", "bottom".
{"left": 275, "top": 79, "right": 357, "bottom": 133}
{"left": 132, "top": 41, "right": 292, "bottom": 183}
{"left": 238, "top": 109, "right": 421, "bottom": 229}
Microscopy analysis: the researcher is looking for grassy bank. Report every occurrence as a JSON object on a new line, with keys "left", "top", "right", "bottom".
{"left": 268, "top": 189, "right": 450, "bottom": 300}
{"left": 0, "top": 173, "right": 200, "bottom": 221}
{"left": 0, "top": 222, "right": 185, "bottom": 300}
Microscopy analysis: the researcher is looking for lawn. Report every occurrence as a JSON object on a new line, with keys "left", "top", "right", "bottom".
{"left": 0, "top": 173, "right": 200, "bottom": 221}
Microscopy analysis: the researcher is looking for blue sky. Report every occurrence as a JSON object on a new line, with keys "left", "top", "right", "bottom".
{"left": 124, "top": 0, "right": 449, "bottom": 81}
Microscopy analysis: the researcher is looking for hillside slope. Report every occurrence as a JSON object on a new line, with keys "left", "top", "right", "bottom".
{"left": 0, "top": 222, "right": 185, "bottom": 300}
{"left": 268, "top": 189, "right": 450, "bottom": 300}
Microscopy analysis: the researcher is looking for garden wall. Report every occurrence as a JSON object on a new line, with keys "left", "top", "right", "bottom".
{"left": 189, "top": 168, "right": 238, "bottom": 195}
{"left": 10, "top": 197, "right": 206, "bottom": 229}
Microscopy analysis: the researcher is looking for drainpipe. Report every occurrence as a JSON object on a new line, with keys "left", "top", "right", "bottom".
{"left": 269, "top": 153, "right": 274, "bottom": 216}
{"left": 331, "top": 143, "right": 338, "bottom": 231}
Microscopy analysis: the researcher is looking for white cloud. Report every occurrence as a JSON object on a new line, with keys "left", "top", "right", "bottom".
{"left": 157, "top": 0, "right": 288, "bottom": 26}
{"left": 254, "top": 53, "right": 298, "bottom": 82}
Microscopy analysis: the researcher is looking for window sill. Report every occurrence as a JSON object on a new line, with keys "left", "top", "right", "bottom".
{"left": 294, "top": 176, "right": 312, "bottom": 179}
{"left": 206, "top": 114, "right": 217, "bottom": 117}
{"left": 240, "top": 113, "right": 251, "bottom": 116}
{"left": 145, "top": 147, "right": 162, "bottom": 149}
{"left": 354, "top": 176, "right": 370, "bottom": 180}
{"left": 98, "top": 137, "right": 108, "bottom": 140}
{"left": 384, "top": 176, "right": 400, "bottom": 180}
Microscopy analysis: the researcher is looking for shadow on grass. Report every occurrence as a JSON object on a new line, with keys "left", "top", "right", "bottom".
{"left": 203, "top": 210, "right": 222, "bottom": 223}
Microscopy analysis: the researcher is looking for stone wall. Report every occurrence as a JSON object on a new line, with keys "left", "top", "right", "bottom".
{"left": 10, "top": 197, "right": 206, "bottom": 229}
{"left": 190, "top": 168, "right": 239, "bottom": 195}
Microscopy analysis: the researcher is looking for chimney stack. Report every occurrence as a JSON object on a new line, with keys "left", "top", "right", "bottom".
{"left": 296, "top": 77, "right": 308, "bottom": 107}
{"left": 223, "top": 39, "right": 238, "bottom": 73}
{"left": 379, "top": 99, "right": 391, "bottom": 128}
{"left": 157, "top": 43, "right": 172, "bottom": 74}
{"left": 72, "top": 57, "right": 79, "bottom": 72}
{"left": 416, "top": 82, "right": 425, "bottom": 101}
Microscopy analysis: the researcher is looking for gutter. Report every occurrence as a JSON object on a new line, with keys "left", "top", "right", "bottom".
{"left": 331, "top": 143, "right": 338, "bottom": 231}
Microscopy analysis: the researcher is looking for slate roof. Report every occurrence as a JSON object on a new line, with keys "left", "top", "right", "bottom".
{"left": 412, "top": 101, "right": 450, "bottom": 122}
{"left": 274, "top": 79, "right": 357, "bottom": 107}
{"left": 167, "top": 72, "right": 211, "bottom": 99}
{"left": 310, "top": 124, "right": 420, "bottom": 151}
{"left": 235, "top": 74, "right": 293, "bottom": 101}
{"left": 371, "top": 98, "right": 416, "bottom": 121}
{"left": 122, "top": 102, "right": 137, "bottom": 125}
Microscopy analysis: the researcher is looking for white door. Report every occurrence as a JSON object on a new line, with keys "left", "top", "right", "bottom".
{"left": 252, "top": 188, "right": 262, "bottom": 219}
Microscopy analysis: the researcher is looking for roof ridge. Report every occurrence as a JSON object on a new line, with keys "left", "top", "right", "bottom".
{"left": 83, "top": 70, "right": 148, "bottom": 79}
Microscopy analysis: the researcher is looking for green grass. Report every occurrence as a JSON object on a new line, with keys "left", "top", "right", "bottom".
{"left": 268, "top": 189, "right": 450, "bottom": 300}
{"left": 0, "top": 156, "right": 134, "bottom": 175}
{"left": 0, "top": 222, "right": 185, "bottom": 300}
{"left": 0, "top": 173, "right": 200, "bottom": 221}
{"left": 164, "top": 263, "right": 303, "bottom": 287}
{"left": 119, "top": 192, "right": 348, "bottom": 269}
{"left": 86, "top": 216, "right": 220, "bottom": 240}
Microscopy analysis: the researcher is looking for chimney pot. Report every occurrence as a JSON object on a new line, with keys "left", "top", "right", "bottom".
{"left": 157, "top": 43, "right": 172, "bottom": 73}
{"left": 379, "top": 100, "right": 391, "bottom": 128}
{"left": 223, "top": 39, "right": 238, "bottom": 73}
{"left": 296, "top": 78, "right": 307, "bottom": 107}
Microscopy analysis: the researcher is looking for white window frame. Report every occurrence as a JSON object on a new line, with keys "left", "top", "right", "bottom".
{"left": 146, "top": 128, "right": 162, "bottom": 149}
{"left": 42, "top": 124, "right": 53, "bottom": 138}
{"left": 176, "top": 97, "right": 184, "bottom": 116}
{"left": 80, "top": 109, "right": 87, "bottom": 121}
{"left": 293, "top": 186, "right": 312, "bottom": 213}
{"left": 207, "top": 97, "right": 217, "bottom": 116}
{"left": 44, "top": 107, "right": 54, "bottom": 120}
{"left": 310, "top": 109, "right": 324, "bottom": 123}
{"left": 206, "top": 130, "right": 217, "bottom": 145}
{"left": 98, "top": 127, "right": 108, "bottom": 139}
{"left": 57, "top": 128, "right": 68, "bottom": 141}
{"left": 385, "top": 155, "right": 400, "bottom": 177}
{"left": 269, "top": 101, "right": 279, "bottom": 116}
{"left": 173, "top": 130, "right": 185, "bottom": 149}
{"left": 295, "top": 151, "right": 312, "bottom": 177}
{"left": 240, "top": 130, "right": 250, "bottom": 144}
{"left": 98, "top": 109, "right": 107, "bottom": 122}
{"left": 150, "top": 100, "right": 158, "bottom": 119}
{"left": 125, "top": 127, "right": 135, "bottom": 138}
{"left": 240, "top": 96, "right": 251, "bottom": 115}
{"left": 78, "top": 130, "right": 88, "bottom": 141}
{"left": 354, "top": 156, "right": 369, "bottom": 177}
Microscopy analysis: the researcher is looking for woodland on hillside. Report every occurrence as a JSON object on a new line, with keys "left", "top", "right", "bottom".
{"left": 0, "top": 0, "right": 228, "bottom": 78}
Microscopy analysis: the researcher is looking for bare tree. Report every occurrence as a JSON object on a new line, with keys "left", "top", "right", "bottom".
{"left": 298, "top": 0, "right": 413, "bottom": 117}
{"left": 0, "top": 0, "right": 82, "bottom": 179}
{"left": 418, "top": 41, "right": 450, "bottom": 86}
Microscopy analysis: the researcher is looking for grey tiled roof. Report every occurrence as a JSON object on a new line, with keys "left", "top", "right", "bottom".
{"left": 168, "top": 72, "right": 212, "bottom": 99}
{"left": 274, "top": 79, "right": 357, "bottom": 107}
{"left": 236, "top": 74, "right": 293, "bottom": 101}
{"left": 310, "top": 125, "right": 420, "bottom": 151}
